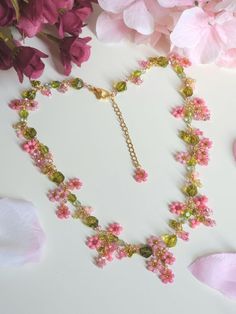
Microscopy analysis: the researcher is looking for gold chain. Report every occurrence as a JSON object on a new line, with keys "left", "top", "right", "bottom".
{"left": 110, "top": 96, "right": 141, "bottom": 169}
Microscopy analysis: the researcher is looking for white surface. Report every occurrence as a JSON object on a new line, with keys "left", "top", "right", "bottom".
{"left": 1, "top": 26, "right": 236, "bottom": 314}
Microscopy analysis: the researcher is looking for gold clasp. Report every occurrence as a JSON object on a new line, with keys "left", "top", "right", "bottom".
{"left": 89, "top": 87, "right": 112, "bottom": 100}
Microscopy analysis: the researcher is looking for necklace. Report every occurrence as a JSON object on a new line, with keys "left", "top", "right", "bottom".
{"left": 10, "top": 54, "right": 215, "bottom": 284}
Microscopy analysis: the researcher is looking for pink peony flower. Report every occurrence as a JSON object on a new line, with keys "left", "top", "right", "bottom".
{"left": 0, "top": 40, "right": 13, "bottom": 70}
{"left": 13, "top": 46, "right": 48, "bottom": 82}
{"left": 0, "top": 0, "right": 16, "bottom": 26}
{"left": 59, "top": 36, "right": 91, "bottom": 75}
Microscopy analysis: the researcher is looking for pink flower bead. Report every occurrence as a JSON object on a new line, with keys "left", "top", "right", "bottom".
{"left": 86, "top": 235, "right": 101, "bottom": 249}
{"left": 40, "top": 87, "right": 51, "bottom": 96}
{"left": 116, "top": 248, "right": 128, "bottom": 260}
{"left": 189, "top": 218, "right": 200, "bottom": 228}
{"left": 48, "top": 187, "right": 69, "bottom": 203}
{"left": 107, "top": 223, "right": 123, "bottom": 236}
{"left": 22, "top": 139, "right": 38, "bottom": 154}
{"left": 134, "top": 168, "right": 148, "bottom": 183}
{"left": 130, "top": 77, "right": 143, "bottom": 85}
{"left": 169, "top": 202, "right": 185, "bottom": 215}
{"left": 171, "top": 106, "right": 184, "bottom": 118}
{"left": 58, "top": 83, "right": 68, "bottom": 93}
{"left": 138, "top": 60, "right": 150, "bottom": 69}
{"left": 159, "top": 269, "right": 174, "bottom": 284}
{"left": 56, "top": 204, "right": 70, "bottom": 219}
{"left": 83, "top": 206, "right": 93, "bottom": 215}
{"left": 67, "top": 178, "right": 82, "bottom": 190}
{"left": 175, "top": 152, "right": 189, "bottom": 164}
{"left": 95, "top": 256, "right": 107, "bottom": 268}
{"left": 177, "top": 231, "right": 189, "bottom": 241}
{"left": 9, "top": 99, "right": 23, "bottom": 110}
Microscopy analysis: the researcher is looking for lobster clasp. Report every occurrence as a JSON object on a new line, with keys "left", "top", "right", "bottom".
{"left": 90, "top": 87, "right": 112, "bottom": 100}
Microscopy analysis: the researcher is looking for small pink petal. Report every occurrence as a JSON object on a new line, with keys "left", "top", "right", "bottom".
{"left": 217, "top": 49, "right": 236, "bottom": 67}
{"left": 158, "top": 0, "right": 194, "bottom": 8}
{"left": 189, "top": 254, "right": 236, "bottom": 299}
{"left": 97, "top": 0, "right": 135, "bottom": 13}
{"left": 123, "top": 0, "right": 155, "bottom": 35}
{"left": 96, "top": 12, "right": 131, "bottom": 43}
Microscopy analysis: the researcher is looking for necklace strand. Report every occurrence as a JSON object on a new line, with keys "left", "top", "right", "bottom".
{"left": 10, "top": 54, "right": 215, "bottom": 283}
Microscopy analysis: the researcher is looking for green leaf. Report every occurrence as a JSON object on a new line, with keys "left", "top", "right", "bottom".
{"left": 11, "top": 0, "right": 20, "bottom": 21}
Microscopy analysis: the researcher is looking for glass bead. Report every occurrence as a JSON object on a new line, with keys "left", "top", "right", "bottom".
{"left": 39, "top": 145, "right": 49, "bottom": 155}
{"left": 50, "top": 171, "right": 65, "bottom": 184}
{"left": 169, "top": 220, "right": 183, "bottom": 231}
{"left": 114, "top": 81, "right": 127, "bottom": 92}
{"left": 31, "top": 80, "right": 41, "bottom": 88}
{"left": 131, "top": 70, "right": 142, "bottom": 78}
{"left": 161, "top": 234, "right": 177, "bottom": 247}
{"left": 24, "top": 127, "right": 37, "bottom": 139}
{"left": 68, "top": 193, "right": 77, "bottom": 203}
{"left": 19, "top": 109, "right": 29, "bottom": 119}
{"left": 22, "top": 89, "right": 36, "bottom": 100}
{"left": 181, "top": 86, "right": 193, "bottom": 98}
{"left": 139, "top": 245, "right": 153, "bottom": 258}
{"left": 50, "top": 81, "right": 61, "bottom": 88}
{"left": 71, "top": 78, "right": 84, "bottom": 89}
{"left": 84, "top": 216, "right": 99, "bottom": 228}
{"left": 185, "top": 184, "right": 198, "bottom": 197}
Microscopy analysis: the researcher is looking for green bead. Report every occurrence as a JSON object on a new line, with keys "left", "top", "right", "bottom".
{"left": 71, "top": 78, "right": 84, "bottom": 89}
{"left": 50, "top": 171, "right": 65, "bottom": 184}
{"left": 139, "top": 245, "right": 153, "bottom": 258}
{"left": 39, "top": 145, "right": 49, "bottom": 155}
{"left": 68, "top": 193, "right": 77, "bottom": 203}
{"left": 158, "top": 56, "right": 169, "bottom": 67}
{"left": 185, "top": 184, "right": 198, "bottom": 197}
{"left": 132, "top": 70, "right": 142, "bottom": 77}
{"left": 187, "top": 157, "right": 197, "bottom": 166}
{"left": 182, "top": 210, "right": 192, "bottom": 219}
{"left": 24, "top": 127, "right": 37, "bottom": 139}
{"left": 169, "top": 220, "right": 182, "bottom": 231}
{"left": 114, "top": 81, "right": 127, "bottom": 92}
{"left": 181, "top": 86, "right": 193, "bottom": 98}
{"left": 161, "top": 234, "right": 177, "bottom": 248}
{"left": 50, "top": 81, "right": 61, "bottom": 88}
{"left": 84, "top": 216, "right": 99, "bottom": 228}
{"left": 174, "top": 65, "right": 184, "bottom": 74}
{"left": 19, "top": 109, "right": 29, "bottom": 119}
{"left": 31, "top": 80, "right": 41, "bottom": 88}
{"left": 22, "top": 89, "right": 36, "bottom": 100}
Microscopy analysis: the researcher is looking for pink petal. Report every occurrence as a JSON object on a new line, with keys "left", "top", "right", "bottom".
{"left": 215, "top": 0, "right": 236, "bottom": 12}
{"left": 123, "top": 0, "right": 154, "bottom": 35}
{"left": 0, "top": 198, "right": 46, "bottom": 266}
{"left": 217, "top": 49, "right": 236, "bottom": 67}
{"left": 97, "top": 0, "right": 135, "bottom": 13}
{"left": 170, "top": 7, "right": 209, "bottom": 48}
{"left": 189, "top": 253, "right": 236, "bottom": 299}
{"left": 158, "top": 0, "right": 194, "bottom": 7}
{"left": 221, "top": 19, "right": 236, "bottom": 49}
{"left": 96, "top": 12, "right": 131, "bottom": 43}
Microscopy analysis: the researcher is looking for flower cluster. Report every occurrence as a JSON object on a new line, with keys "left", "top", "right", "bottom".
{"left": 146, "top": 236, "right": 175, "bottom": 284}
{"left": 96, "top": 0, "right": 236, "bottom": 67}
{"left": 175, "top": 128, "right": 212, "bottom": 166}
{"left": 172, "top": 97, "right": 210, "bottom": 121}
{"left": 0, "top": 0, "right": 95, "bottom": 82}
{"left": 86, "top": 223, "right": 130, "bottom": 268}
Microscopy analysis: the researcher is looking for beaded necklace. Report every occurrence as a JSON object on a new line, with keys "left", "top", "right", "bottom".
{"left": 10, "top": 54, "right": 215, "bottom": 284}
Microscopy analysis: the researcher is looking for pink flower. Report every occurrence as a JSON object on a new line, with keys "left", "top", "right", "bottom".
{"left": 0, "top": 0, "right": 16, "bottom": 27}
{"left": 95, "top": 256, "right": 107, "bottom": 268}
{"left": 58, "top": 8, "right": 83, "bottom": 38}
{"left": 22, "top": 140, "right": 38, "bottom": 154}
{"left": 133, "top": 168, "right": 148, "bottom": 183}
{"left": 169, "top": 201, "right": 185, "bottom": 215}
{"left": 170, "top": 7, "right": 236, "bottom": 64}
{"left": 67, "top": 178, "right": 83, "bottom": 190}
{"left": 159, "top": 268, "right": 174, "bottom": 284}
{"left": 56, "top": 204, "right": 71, "bottom": 219}
{"left": 0, "top": 40, "right": 13, "bottom": 70}
{"left": 59, "top": 36, "right": 91, "bottom": 75}
{"left": 107, "top": 223, "right": 123, "bottom": 236}
{"left": 48, "top": 186, "right": 69, "bottom": 203}
{"left": 13, "top": 46, "right": 48, "bottom": 83}
{"left": 87, "top": 235, "right": 102, "bottom": 249}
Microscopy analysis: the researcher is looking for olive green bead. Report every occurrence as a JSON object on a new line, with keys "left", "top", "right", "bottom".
{"left": 39, "top": 145, "right": 49, "bottom": 155}
{"left": 181, "top": 86, "right": 193, "bottom": 98}
{"left": 185, "top": 184, "right": 198, "bottom": 197}
{"left": 50, "top": 171, "right": 65, "bottom": 184}
{"left": 84, "top": 216, "right": 99, "bottom": 228}
{"left": 19, "top": 109, "right": 29, "bottom": 119}
{"left": 71, "top": 78, "right": 84, "bottom": 89}
{"left": 131, "top": 70, "right": 142, "bottom": 77}
{"left": 139, "top": 245, "right": 153, "bottom": 258}
{"left": 22, "top": 89, "right": 36, "bottom": 100}
{"left": 114, "top": 81, "right": 127, "bottom": 92}
{"left": 31, "top": 80, "right": 41, "bottom": 88}
{"left": 50, "top": 81, "right": 61, "bottom": 88}
{"left": 24, "top": 127, "right": 37, "bottom": 139}
{"left": 68, "top": 193, "right": 77, "bottom": 203}
{"left": 162, "top": 234, "right": 177, "bottom": 248}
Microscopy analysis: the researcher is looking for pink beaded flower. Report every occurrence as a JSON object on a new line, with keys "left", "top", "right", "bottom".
{"left": 134, "top": 168, "right": 148, "bottom": 183}
{"left": 56, "top": 204, "right": 71, "bottom": 219}
{"left": 22, "top": 139, "right": 38, "bottom": 154}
